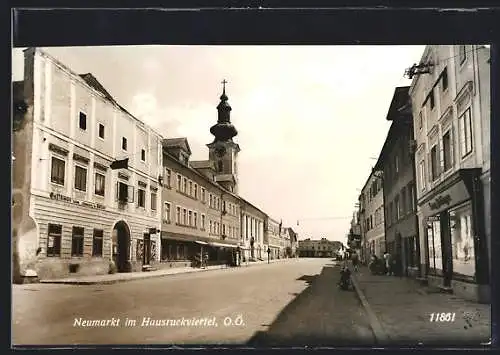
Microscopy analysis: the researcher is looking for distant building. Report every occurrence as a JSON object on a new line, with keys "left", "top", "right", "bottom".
{"left": 286, "top": 227, "right": 299, "bottom": 257}
{"left": 373, "top": 86, "right": 420, "bottom": 277}
{"left": 347, "top": 210, "right": 362, "bottom": 256}
{"left": 264, "top": 217, "right": 281, "bottom": 259}
{"left": 409, "top": 45, "right": 490, "bottom": 302}
{"left": 359, "top": 170, "right": 385, "bottom": 261}
{"left": 298, "top": 238, "right": 343, "bottom": 258}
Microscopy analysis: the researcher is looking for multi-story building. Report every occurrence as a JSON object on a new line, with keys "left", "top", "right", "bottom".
{"left": 264, "top": 217, "right": 281, "bottom": 260}
{"left": 359, "top": 171, "right": 385, "bottom": 260}
{"left": 12, "top": 48, "right": 163, "bottom": 281}
{"left": 240, "top": 201, "right": 266, "bottom": 261}
{"left": 409, "top": 45, "right": 490, "bottom": 302}
{"left": 159, "top": 137, "right": 242, "bottom": 268}
{"left": 298, "top": 238, "right": 343, "bottom": 258}
{"left": 347, "top": 210, "right": 362, "bottom": 255}
{"left": 373, "top": 86, "right": 420, "bottom": 277}
{"left": 286, "top": 227, "right": 299, "bottom": 257}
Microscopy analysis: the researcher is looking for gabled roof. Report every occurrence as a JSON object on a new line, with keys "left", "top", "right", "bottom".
{"left": 163, "top": 137, "right": 192, "bottom": 155}
{"left": 386, "top": 86, "right": 411, "bottom": 121}
{"left": 79, "top": 73, "right": 117, "bottom": 105}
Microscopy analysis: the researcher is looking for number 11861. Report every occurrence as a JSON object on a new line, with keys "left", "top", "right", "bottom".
{"left": 430, "top": 312, "right": 456, "bottom": 322}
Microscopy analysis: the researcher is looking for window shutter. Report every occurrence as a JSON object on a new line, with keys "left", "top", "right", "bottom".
{"left": 450, "top": 127, "right": 455, "bottom": 168}
{"left": 428, "top": 152, "right": 432, "bottom": 182}
{"left": 438, "top": 140, "right": 444, "bottom": 175}
{"left": 459, "top": 114, "right": 466, "bottom": 157}
{"left": 127, "top": 185, "right": 134, "bottom": 203}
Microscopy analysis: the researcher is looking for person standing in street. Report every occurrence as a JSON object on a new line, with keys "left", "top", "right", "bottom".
{"left": 351, "top": 251, "right": 359, "bottom": 272}
{"left": 383, "top": 251, "right": 392, "bottom": 276}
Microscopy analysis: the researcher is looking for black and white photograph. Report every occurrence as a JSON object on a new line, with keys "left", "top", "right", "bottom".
{"left": 11, "top": 39, "right": 492, "bottom": 347}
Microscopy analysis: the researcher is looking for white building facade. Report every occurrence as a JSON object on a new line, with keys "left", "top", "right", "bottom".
{"left": 13, "top": 48, "right": 163, "bottom": 280}
{"left": 240, "top": 203, "right": 265, "bottom": 261}
{"left": 264, "top": 217, "right": 281, "bottom": 260}
{"left": 409, "top": 45, "right": 490, "bottom": 302}
{"left": 359, "top": 172, "right": 385, "bottom": 260}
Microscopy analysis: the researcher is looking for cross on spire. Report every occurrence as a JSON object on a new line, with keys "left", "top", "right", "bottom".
{"left": 221, "top": 79, "right": 228, "bottom": 94}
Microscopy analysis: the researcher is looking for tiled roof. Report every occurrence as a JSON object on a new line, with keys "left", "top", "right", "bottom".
{"left": 163, "top": 137, "right": 192, "bottom": 155}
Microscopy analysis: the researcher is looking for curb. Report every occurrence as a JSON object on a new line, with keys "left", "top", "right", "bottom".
{"left": 39, "top": 258, "right": 292, "bottom": 285}
{"left": 350, "top": 272, "right": 390, "bottom": 345}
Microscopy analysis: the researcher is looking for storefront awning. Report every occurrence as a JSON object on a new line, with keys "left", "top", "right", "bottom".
{"left": 195, "top": 241, "right": 208, "bottom": 245}
{"left": 209, "top": 242, "right": 239, "bottom": 248}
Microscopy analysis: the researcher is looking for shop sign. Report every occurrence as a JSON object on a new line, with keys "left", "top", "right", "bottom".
{"left": 425, "top": 179, "right": 470, "bottom": 215}
{"left": 429, "top": 194, "right": 452, "bottom": 210}
{"left": 49, "top": 192, "right": 106, "bottom": 210}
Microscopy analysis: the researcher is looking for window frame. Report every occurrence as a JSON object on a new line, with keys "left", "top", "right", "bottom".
{"left": 151, "top": 192, "right": 157, "bottom": 211}
{"left": 92, "top": 229, "right": 104, "bottom": 257}
{"left": 441, "top": 67, "right": 448, "bottom": 91}
{"left": 459, "top": 107, "right": 473, "bottom": 158}
{"left": 443, "top": 129, "right": 453, "bottom": 172}
{"left": 122, "top": 137, "right": 128, "bottom": 151}
{"left": 94, "top": 172, "right": 106, "bottom": 197}
{"left": 137, "top": 188, "right": 146, "bottom": 208}
{"left": 430, "top": 145, "right": 439, "bottom": 181}
{"left": 71, "top": 226, "right": 85, "bottom": 257}
{"left": 47, "top": 223, "right": 62, "bottom": 257}
{"left": 74, "top": 164, "right": 88, "bottom": 192}
{"left": 78, "top": 111, "right": 87, "bottom": 131}
{"left": 164, "top": 202, "right": 171, "bottom": 222}
{"left": 141, "top": 149, "right": 146, "bottom": 162}
{"left": 50, "top": 156, "right": 66, "bottom": 186}
{"left": 98, "top": 123, "right": 105, "bottom": 140}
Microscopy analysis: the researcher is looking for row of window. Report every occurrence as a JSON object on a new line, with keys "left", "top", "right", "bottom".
{"left": 418, "top": 45, "right": 469, "bottom": 131}
{"left": 52, "top": 156, "right": 158, "bottom": 211}
{"left": 163, "top": 202, "right": 240, "bottom": 238}
{"left": 386, "top": 183, "right": 416, "bottom": 226}
{"left": 164, "top": 168, "right": 240, "bottom": 216}
{"left": 418, "top": 108, "right": 473, "bottom": 191}
{"left": 46, "top": 224, "right": 103, "bottom": 257}
{"left": 422, "top": 66, "right": 449, "bottom": 113}
{"left": 78, "top": 111, "right": 149, "bottom": 162}
{"left": 365, "top": 206, "right": 384, "bottom": 232}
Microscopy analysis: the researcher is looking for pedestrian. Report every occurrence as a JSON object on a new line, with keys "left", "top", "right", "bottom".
{"left": 202, "top": 252, "right": 209, "bottom": 269}
{"left": 351, "top": 251, "right": 359, "bottom": 272}
{"left": 383, "top": 251, "right": 392, "bottom": 276}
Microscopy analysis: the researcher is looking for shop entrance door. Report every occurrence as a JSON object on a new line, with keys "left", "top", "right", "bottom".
{"left": 143, "top": 233, "right": 151, "bottom": 266}
{"left": 440, "top": 212, "right": 453, "bottom": 287}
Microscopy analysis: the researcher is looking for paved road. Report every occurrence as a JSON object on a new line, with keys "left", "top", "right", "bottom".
{"left": 13, "top": 258, "right": 374, "bottom": 346}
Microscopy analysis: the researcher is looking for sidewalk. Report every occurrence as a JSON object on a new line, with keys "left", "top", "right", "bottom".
{"left": 350, "top": 266, "right": 491, "bottom": 346}
{"left": 38, "top": 257, "right": 295, "bottom": 285}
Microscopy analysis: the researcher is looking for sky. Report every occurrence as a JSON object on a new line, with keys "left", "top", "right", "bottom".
{"left": 12, "top": 45, "right": 426, "bottom": 244}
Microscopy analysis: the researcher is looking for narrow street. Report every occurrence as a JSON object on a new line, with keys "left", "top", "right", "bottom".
{"left": 13, "top": 258, "right": 374, "bottom": 346}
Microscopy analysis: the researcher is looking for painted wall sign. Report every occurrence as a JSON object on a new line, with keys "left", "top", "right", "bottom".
{"left": 428, "top": 194, "right": 452, "bottom": 210}
{"left": 49, "top": 192, "right": 106, "bottom": 210}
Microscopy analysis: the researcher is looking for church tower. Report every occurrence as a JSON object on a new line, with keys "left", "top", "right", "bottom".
{"left": 207, "top": 80, "right": 240, "bottom": 193}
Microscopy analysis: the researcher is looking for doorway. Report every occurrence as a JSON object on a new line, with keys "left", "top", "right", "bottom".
{"left": 112, "top": 221, "right": 131, "bottom": 272}
{"left": 143, "top": 233, "right": 151, "bottom": 266}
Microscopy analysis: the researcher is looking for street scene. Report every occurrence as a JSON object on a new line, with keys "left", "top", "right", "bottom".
{"left": 11, "top": 45, "right": 491, "bottom": 347}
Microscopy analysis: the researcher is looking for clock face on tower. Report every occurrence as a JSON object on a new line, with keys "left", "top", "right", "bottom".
{"left": 215, "top": 146, "right": 226, "bottom": 158}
